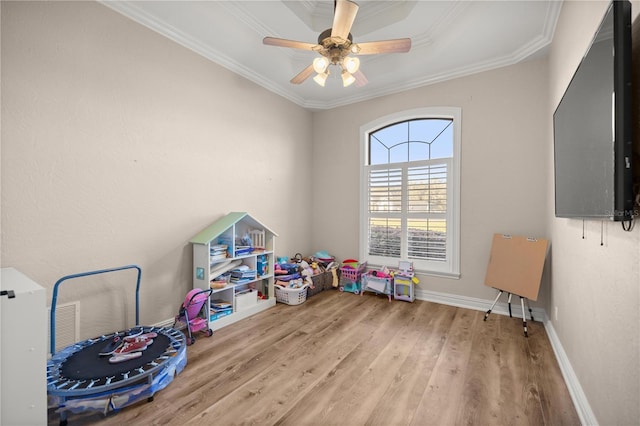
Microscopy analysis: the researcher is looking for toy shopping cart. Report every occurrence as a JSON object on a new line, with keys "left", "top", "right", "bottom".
{"left": 339, "top": 261, "right": 367, "bottom": 294}
{"left": 174, "top": 288, "right": 214, "bottom": 345}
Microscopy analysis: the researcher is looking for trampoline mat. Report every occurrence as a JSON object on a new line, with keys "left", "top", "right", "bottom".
{"left": 61, "top": 334, "right": 172, "bottom": 380}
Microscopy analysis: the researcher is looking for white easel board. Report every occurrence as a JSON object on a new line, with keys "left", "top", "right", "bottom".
{"left": 484, "top": 234, "right": 548, "bottom": 301}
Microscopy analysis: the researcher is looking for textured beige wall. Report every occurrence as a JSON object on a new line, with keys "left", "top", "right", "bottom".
{"left": 547, "top": 1, "right": 640, "bottom": 424}
{"left": 311, "top": 57, "right": 550, "bottom": 305}
{"left": 1, "top": 1, "right": 313, "bottom": 333}
{"left": 3, "top": 1, "right": 639, "bottom": 421}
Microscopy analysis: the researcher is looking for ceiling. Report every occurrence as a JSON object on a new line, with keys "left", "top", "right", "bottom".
{"left": 101, "top": 1, "right": 562, "bottom": 111}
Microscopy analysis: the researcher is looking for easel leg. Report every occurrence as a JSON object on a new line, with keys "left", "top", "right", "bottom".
{"left": 526, "top": 298, "right": 534, "bottom": 322}
{"left": 507, "top": 293, "right": 512, "bottom": 317}
{"left": 520, "top": 297, "right": 528, "bottom": 337}
{"left": 484, "top": 290, "right": 503, "bottom": 321}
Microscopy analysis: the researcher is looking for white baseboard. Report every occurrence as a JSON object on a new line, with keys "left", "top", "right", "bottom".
{"left": 543, "top": 318, "right": 598, "bottom": 426}
{"left": 415, "top": 288, "right": 547, "bottom": 320}
{"left": 152, "top": 318, "right": 176, "bottom": 328}
{"left": 415, "top": 288, "right": 595, "bottom": 425}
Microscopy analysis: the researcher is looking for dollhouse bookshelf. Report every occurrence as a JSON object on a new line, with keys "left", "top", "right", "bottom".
{"left": 190, "top": 212, "right": 277, "bottom": 331}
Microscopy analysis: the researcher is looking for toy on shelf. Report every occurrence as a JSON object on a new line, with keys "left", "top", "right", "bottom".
{"left": 248, "top": 229, "right": 265, "bottom": 250}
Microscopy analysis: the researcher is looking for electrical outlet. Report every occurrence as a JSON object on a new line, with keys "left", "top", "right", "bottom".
{"left": 554, "top": 306, "right": 559, "bottom": 321}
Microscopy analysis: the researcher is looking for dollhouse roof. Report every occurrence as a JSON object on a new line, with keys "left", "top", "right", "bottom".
{"left": 189, "top": 212, "right": 278, "bottom": 245}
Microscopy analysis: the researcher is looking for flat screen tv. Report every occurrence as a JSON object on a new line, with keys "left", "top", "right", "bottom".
{"left": 553, "top": 0, "right": 634, "bottom": 221}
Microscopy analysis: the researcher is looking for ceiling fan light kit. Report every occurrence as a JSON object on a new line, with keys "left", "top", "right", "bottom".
{"left": 343, "top": 56, "right": 360, "bottom": 73}
{"left": 263, "top": 0, "right": 411, "bottom": 88}
{"left": 313, "top": 71, "right": 329, "bottom": 87}
{"left": 313, "top": 57, "right": 330, "bottom": 74}
{"left": 341, "top": 69, "right": 356, "bottom": 87}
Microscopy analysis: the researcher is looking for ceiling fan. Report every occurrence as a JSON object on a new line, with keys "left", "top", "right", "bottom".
{"left": 263, "top": 0, "right": 411, "bottom": 87}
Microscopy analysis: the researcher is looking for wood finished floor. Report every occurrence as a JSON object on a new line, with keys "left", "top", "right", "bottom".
{"left": 48, "top": 290, "right": 580, "bottom": 426}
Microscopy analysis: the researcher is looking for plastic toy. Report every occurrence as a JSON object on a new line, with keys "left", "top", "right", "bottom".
{"left": 174, "top": 288, "right": 214, "bottom": 345}
{"left": 339, "top": 261, "right": 367, "bottom": 294}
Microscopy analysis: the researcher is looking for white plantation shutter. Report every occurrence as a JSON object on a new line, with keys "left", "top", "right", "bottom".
{"left": 369, "top": 168, "right": 402, "bottom": 214}
{"left": 367, "top": 160, "right": 450, "bottom": 264}
{"left": 367, "top": 167, "right": 402, "bottom": 257}
{"left": 360, "top": 108, "right": 460, "bottom": 277}
{"left": 407, "top": 162, "right": 448, "bottom": 262}
{"left": 367, "top": 216, "right": 401, "bottom": 257}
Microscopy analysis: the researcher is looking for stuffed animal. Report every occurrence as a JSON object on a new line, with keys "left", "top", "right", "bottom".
{"left": 301, "top": 268, "right": 314, "bottom": 289}
{"left": 330, "top": 267, "right": 339, "bottom": 288}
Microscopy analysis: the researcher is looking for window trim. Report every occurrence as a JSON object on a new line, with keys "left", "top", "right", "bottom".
{"left": 359, "top": 107, "right": 461, "bottom": 278}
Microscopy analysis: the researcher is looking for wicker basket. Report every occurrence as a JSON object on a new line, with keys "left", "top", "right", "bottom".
{"left": 274, "top": 284, "right": 309, "bottom": 305}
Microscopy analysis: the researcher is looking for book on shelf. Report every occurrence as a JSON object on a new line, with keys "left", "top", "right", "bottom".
{"left": 210, "top": 244, "right": 228, "bottom": 257}
{"left": 231, "top": 270, "right": 257, "bottom": 278}
{"left": 211, "top": 299, "right": 232, "bottom": 309}
{"left": 230, "top": 267, "right": 257, "bottom": 283}
{"left": 210, "top": 253, "right": 228, "bottom": 261}
{"left": 211, "top": 305, "right": 233, "bottom": 313}
{"left": 234, "top": 246, "right": 254, "bottom": 256}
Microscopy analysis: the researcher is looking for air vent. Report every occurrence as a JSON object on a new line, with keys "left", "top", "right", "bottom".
{"left": 47, "top": 301, "right": 80, "bottom": 354}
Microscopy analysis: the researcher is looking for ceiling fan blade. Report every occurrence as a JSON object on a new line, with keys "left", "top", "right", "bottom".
{"left": 354, "top": 38, "right": 412, "bottom": 55}
{"left": 263, "top": 37, "right": 318, "bottom": 51}
{"left": 353, "top": 69, "right": 368, "bottom": 87}
{"left": 331, "top": 0, "right": 359, "bottom": 42}
{"left": 290, "top": 64, "right": 315, "bottom": 85}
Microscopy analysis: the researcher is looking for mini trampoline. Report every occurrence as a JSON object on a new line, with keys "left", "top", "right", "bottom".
{"left": 47, "top": 265, "right": 187, "bottom": 426}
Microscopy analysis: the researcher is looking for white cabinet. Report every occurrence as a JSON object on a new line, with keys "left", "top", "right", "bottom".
{"left": 1, "top": 268, "right": 47, "bottom": 426}
{"left": 190, "top": 212, "right": 277, "bottom": 331}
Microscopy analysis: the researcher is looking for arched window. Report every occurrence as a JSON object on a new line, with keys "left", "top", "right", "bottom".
{"left": 360, "top": 107, "right": 461, "bottom": 277}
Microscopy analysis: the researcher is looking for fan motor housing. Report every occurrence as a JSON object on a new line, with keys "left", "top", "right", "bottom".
{"left": 318, "top": 28, "right": 354, "bottom": 64}
{"left": 318, "top": 28, "right": 353, "bottom": 46}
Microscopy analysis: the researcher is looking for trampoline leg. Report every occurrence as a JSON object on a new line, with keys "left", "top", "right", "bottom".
{"left": 59, "top": 398, "right": 68, "bottom": 426}
{"left": 147, "top": 374, "right": 155, "bottom": 402}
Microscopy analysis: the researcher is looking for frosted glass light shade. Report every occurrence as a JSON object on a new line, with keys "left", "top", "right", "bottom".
{"left": 341, "top": 70, "right": 355, "bottom": 87}
{"left": 313, "top": 57, "right": 329, "bottom": 74}
{"left": 343, "top": 56, "right": 360, "bottom": 73}
{"left": 314, "top": 72, "right": 329, "bottom": 87}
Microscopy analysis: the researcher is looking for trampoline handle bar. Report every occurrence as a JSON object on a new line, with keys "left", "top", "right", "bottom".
{"left": 50, "top": 264, "right": 142, "bottom": 355}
